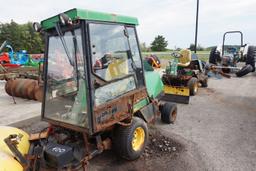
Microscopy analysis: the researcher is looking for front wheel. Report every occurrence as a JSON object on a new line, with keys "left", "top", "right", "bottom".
{"left": 113, "top": 117, "right": 148, "bottom": 160}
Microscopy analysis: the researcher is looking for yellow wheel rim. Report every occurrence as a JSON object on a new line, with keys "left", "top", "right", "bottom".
{"left": 132, "top": 127, "right": 145, "bottom": 151}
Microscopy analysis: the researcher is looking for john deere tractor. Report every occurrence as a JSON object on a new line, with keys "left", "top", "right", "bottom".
{"left": 0, "top": 8, "right": 177, "bottom": 170}
{"left": 161, "top": 49, "right": 208, "bottom": 104}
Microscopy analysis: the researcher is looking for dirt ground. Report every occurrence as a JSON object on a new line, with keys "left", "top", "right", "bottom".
{"left": 160, "top": 72, "right": 256, "bottom": 171}
{"left": 2, "top": 71, "right": 256, "bottom": 170}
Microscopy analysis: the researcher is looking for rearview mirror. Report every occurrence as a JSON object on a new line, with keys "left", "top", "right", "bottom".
{"left": 59, "top": 13, "right": 72, "bottom": 25}
{"left": 33, "top": 22, "right": 42, "bottom": 32}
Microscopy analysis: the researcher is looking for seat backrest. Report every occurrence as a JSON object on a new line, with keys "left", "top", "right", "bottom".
{"left": 179, "top": 49, "right": 192, "bottom": 65}
{"left": 105, "top": 59, "right": 128, "bottom": 80}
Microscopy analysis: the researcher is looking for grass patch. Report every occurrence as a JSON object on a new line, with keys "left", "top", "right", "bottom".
{"left": 142, "top": 51, "right": 210, "bottom": 62}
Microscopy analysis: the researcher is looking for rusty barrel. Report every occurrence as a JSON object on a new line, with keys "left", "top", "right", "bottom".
{"left": 13, "top": 79, "right": 28, "bottom": 98}
{"left": 5, "top": 78, "right": 40, "bottom": 101}
{"left": 34, "top": 84, "right": 43, "bottom": 102}
{"left": 5, "top": 79, "right": 14, "bottom": 96}
{"left": 26, "top": 81, "right": 37, "bottom": 100}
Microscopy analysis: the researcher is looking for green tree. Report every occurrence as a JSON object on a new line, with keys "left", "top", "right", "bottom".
{"left": 150, "top": 35, "right": 168, "bottom": 51}
{"left": 189, "top": 43, "right": 205, "bottom": 51}
{"left": 0, "top": 21, "right": 44, "bottom": 53}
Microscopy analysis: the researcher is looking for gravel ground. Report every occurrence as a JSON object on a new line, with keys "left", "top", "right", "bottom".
{"left": 2, "top": 71, "right": 256, "bottom": 170}
{"left": 158, "top": 72, "right": 256, "bottom": 171}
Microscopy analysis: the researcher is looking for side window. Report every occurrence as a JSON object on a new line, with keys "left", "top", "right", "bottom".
{"left": 127, "top": 27, "right": 145, "bottom": 87}
{"left": 127, "top": 27, "right": 142, "bottom": 68}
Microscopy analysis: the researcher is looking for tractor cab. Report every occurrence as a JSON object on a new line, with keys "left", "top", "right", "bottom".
{"left": 39, "top": 9, "right": 148, "bottom": 134}
{"left": 0, "top": 9, "right": 178, "bottom": 170}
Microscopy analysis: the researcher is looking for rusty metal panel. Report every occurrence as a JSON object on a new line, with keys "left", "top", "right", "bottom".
{"left": 93, "top": 88, "right": 148, "bottom": 133}
{"left": 139, "top": 103, "right": 156, "bottom": 123}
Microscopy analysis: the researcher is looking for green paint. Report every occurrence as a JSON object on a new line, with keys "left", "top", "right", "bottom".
{"left": 133, "top": 98, "right": 149, "bottom": 112}
{"left": 166, "top": 59, "right": 178, "bottom": 75}
{"left": 144, "top": 71, "right": 164, "bottom": 98}
{"left": 41, "top": 8, "right": 139, "bottom": 30}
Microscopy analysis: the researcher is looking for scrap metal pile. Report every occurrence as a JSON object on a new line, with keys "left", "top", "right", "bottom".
{"left": 0, "top": 64, "right": 39, "bottom": 80}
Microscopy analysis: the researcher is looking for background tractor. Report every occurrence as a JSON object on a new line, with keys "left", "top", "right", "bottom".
{"left": 144, "top": 54, "right": 161, "bottom": 68}
{"left": 161, "top": 49, "right": 208, "bottom": 104}
{"left": 0, "top": 8, "right": 178, "bottom": 170}
{"left": 209, "top": 31, "right": 256, "bottom": 77}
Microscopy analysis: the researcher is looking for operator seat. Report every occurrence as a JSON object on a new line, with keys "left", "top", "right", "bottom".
{"left": 105, "top": 59, "right": 128, "bottom": 81}
{"left": 178, "top": 49, "right": 192, "bottom": 67}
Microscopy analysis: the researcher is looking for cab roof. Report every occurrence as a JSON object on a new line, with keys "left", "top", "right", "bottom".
{"left": 41, "top": 8, "right": 139, "bottom": 30}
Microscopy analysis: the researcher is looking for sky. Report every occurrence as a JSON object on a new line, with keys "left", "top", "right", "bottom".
{"left": 0, "top": 0, "right": 256, "bottom": 49}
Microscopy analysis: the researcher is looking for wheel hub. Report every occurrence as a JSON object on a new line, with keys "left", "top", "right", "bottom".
{"left": 132, "top": 127, "right": 145, "bottom": 151}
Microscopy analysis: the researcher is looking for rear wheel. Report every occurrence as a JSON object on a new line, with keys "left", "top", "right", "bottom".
{"left": 188, "top": 77, "right": 198, "bottom": 96}
{"left": 245, "top": 46, "right": 256, "bottom": 72}
{"left": 113, "top": 117, "right": 148, "bottom": 160}
{"left": 160, "top": 102, "right": 177, "bottom": 124}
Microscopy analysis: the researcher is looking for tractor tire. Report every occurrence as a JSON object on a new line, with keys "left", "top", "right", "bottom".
{"left": 245, "top": 46, "right": 256, "bottom": 72}
{"left": 209, "top": 46, "right": 220, "bottom": 64}
{"left": 160, "top": 102, "right": 177, "bottom": 124}
{"left": 235, "top": 64, "right": 253, "bottom": 77}
{"left": 201, "top": 78, "right": 208, "bottom": 87}
{"left": 188, "top": 77, "right": 198, "bottom": 96}
{"left": 113, "top": 117, "right": 148, "bottom": 160}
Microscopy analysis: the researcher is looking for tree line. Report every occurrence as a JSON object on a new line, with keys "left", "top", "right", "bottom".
{"left": 0, "top": 21, "right": 211, "bottom": 54}
{"left": 141, "top": 35, "right": 212, "bottom": 52}
{"left": 0, "top": 21, "right": 44, "bottom": 54}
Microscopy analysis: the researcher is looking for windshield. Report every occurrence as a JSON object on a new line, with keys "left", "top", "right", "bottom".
{"left": 44, "top": 28, "right": 88, "bottom": 128}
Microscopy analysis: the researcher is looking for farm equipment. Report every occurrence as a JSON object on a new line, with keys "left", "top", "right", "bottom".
{"left": 0, "top": 63, "right": 42, "bottom": 102}
{"left": 0, "top": 63, "right": 38, "bottom": 80}
{"left": 0, "top": 8, "right": 178, "bottom": 170}
{"left": 161, "top": 49, "right": 208, "bottom": 104}
{"left": 0, "top": 40, "right": 42, "bottom": 67}
{"left": 209, "top": 31, "right": 256, "bottom": 77}
{"left": 0, "top": 41, "right": 41, "bottom": 84}
{"left": 145, "top": 54, "right": 161, "bottom": 68}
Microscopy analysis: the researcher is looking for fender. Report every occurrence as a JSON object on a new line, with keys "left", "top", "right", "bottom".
{"left": 0, "top": 126, "right": 30, "bottom": 171}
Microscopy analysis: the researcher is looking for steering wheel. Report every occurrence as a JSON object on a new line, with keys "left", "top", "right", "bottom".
{"left": 171, "top": 52, "right": 182, "bottom": 58}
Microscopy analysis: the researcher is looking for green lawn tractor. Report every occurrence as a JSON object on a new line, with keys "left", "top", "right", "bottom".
{"left": 0, "top": 8, "right": 178, "bottom": 170}
{"left": 161, "top": 49, "right": 208, "bottom": 104}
